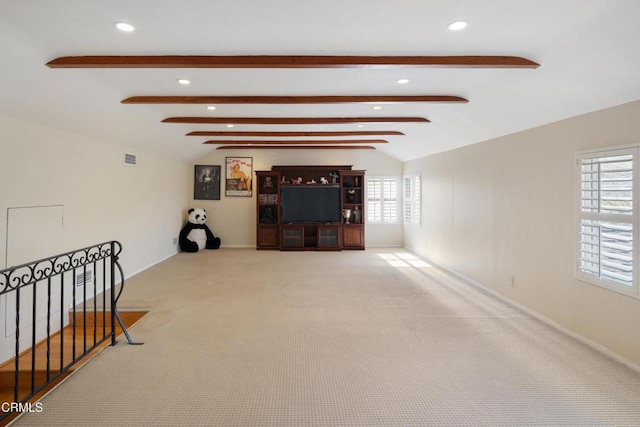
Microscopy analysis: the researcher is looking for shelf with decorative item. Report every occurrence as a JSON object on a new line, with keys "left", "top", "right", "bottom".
{"left": 256, "top": 171, "right": 281, "bottom": 249}
{"left": 339, "top": 170, "right": 365, "bottom": 249}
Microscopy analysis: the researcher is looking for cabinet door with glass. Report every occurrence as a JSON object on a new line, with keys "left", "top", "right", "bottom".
{"left": 280, "top": 225, "right": 304, "bottom": 249}
{"left": 317, "top": 224, "right": 341, "bottom": 250}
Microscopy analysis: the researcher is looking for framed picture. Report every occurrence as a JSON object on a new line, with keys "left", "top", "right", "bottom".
{"left": 225, "top": 157, "right": 253, "bottom": 197}
{"left": 194, "top": 165, "right": 221, "bottom": 200}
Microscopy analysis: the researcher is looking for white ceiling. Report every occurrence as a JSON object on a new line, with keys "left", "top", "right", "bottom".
{"left": 2, "top": 0, "right": 640, "bottom": 162}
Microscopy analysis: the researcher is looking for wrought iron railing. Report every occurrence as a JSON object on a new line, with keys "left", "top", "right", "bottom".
{"left": 0, "top": 241, "right": 140, "bottom": 419}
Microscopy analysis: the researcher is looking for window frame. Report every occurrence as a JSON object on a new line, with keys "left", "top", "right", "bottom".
{"left": 403, "top": 173, "right": 421, "bottom": 226}
{"left": 576, "top": 146, "right": 640, "bottom": 299}
{"left": 366, "top": 176, "right": 400, "bottom": 224}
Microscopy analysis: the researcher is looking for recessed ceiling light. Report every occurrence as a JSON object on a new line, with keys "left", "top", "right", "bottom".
{"left": 177, "top": 79, "right": 191, "bottom": 85}
{"left": 226, "top": 124, "right": 234, "bottom": 128}
{"left": 372, "top": 106, "right": 382, "bottom": 110}
{"left": 357, "top": 124, "right": 364, "bottom": 128}
{"left": 207, "top": 106, "right": 217, "bottom": 111}
{"left": 447, "top": 20, "right": 468, "bottom": 31}
{"left": 114, "top": 22, "right": 135, "bottom": 32}
{"left": 396, "top": 78, "right": 410, "bottom": 84}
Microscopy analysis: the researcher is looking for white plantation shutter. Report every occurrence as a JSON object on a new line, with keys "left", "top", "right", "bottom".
{"left": 578, "top": 148, "right": 637, "bottom": 293}
{"left": 368, "top": 179, "right": 381, "bottom": 222}
{"left": 404, "top": 174, "right": 421, "bottom": 224}
{"left": 382, "top": 178, "right": 398, "bottom": 223}
{"left": 367, "top": 177, "right": 398, "bottom": 223}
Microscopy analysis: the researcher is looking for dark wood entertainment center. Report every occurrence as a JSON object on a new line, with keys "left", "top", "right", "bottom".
{"left": 256, "top": 165, "right": 365, "bottom": 250}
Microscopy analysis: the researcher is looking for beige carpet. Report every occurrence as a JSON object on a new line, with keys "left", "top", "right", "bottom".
{"left": 10, "top": 248, "right": 640, "bottom": 426}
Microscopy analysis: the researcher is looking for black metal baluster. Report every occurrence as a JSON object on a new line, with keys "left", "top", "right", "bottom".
{"left": 111, "top": 242, "right": 142, "bottom": 346}
{"left": 47, "top": 277, "right": 51, "bottom": 382}
{"left": 72, "top": 269, "right": 76, "bottom": 362}
{"left": 14, "top": 285, "right": 21, "bottom": 403}
{"left": 102, "top": 258, "right": 106, "bottom": 339}
{"left": 110, "top": 243, "right": 116, "bottom": 346}
{"left": 93, "top": 260, "right": 97, "bottom": 346}
{"left": 60, "top": 272, "right": 64, "bottom": 371}
{"left": 31, "top": 280, "right": 37, "bottom": 394}
{"left": 83, "top": 264, "right": 87, "bottom": 353}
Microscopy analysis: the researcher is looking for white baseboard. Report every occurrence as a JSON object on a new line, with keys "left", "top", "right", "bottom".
{"left": 409, "top": 250, "right": 640, "bottom": 375}
{"left": 125, "top": 250, "right": 178, "bottom": 280}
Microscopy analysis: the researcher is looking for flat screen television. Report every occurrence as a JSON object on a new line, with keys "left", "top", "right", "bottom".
{"left": 280, "top": 186, "right": 341, "bottom": 223}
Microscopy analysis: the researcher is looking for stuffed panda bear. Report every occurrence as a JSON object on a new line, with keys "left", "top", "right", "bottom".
{"left": 179, "top": 208, "right": 221, "bottom": 252}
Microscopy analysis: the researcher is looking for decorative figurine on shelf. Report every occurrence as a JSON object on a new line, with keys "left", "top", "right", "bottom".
{"left": 347, "top": 189, "right": 355, "bottom": 203}
{"left": 291, "top": 177, "right": 303, "bottom": 184}
{"left": 281, "top": 176, "right": 287, "bottom": 184}
{"left": 330, "top": 172, "right": 339, "bottom": 184}
{"left": 354, "top": 177, "right": 359, "bottom": 187}
{"left": 263, "top": 176, "right": 273, "bottom": 188}
{"left": 342, "top": 208, "right": 352, "bottom": 224}
{"left": 320, "top": 177, "right": 329, "bottom": 184}
{"left": 353, "top": 205, "right": 361, "bottom": 224}
{"left": 306, "top": 179, "right": 316, "bottom": 184}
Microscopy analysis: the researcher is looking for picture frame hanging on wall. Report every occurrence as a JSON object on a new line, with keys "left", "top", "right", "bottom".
{"left": 225, "top": 157, "right": 253, "bottom": 197}
{"left": 194, "top": 165, "right": 221, "bottom": 200}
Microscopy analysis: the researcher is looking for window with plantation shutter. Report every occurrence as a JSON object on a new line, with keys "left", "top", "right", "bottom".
{"left": 404, "top": 174, "right": 421, "bottom": 225}
{"left": 577, "top": 147, "right": 639, "bottom": 298}
{"left": 366, "top": 177, "right": 398, "bottom": 223}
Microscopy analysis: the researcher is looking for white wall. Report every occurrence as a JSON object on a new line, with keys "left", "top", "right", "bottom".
{"left": 0, "top": 115, "right": 189, "bottom": 363}
{"left": 0, "top": 116, "right": 189, "bottom": 273}
{"left": 189, "top": 148, "right": 404, "bottom": 247}
{"left": 404, "top": 100, "right": 640, "bottom": 368}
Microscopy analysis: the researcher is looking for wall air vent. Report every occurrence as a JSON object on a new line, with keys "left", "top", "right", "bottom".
{"left": 75, "top": 268, "right": 94, "bottom": 288}
{"left": 125, "top": 153, "right": 137, "bottom": 165}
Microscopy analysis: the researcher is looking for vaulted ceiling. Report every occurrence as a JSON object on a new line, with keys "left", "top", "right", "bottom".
{"left": 2, "top": 1, "right": 640, "bottom": 162}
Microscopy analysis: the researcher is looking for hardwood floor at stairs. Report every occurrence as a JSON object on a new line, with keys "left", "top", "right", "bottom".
{"left": 0, "top": 311, "right": 146, "bottom": 426}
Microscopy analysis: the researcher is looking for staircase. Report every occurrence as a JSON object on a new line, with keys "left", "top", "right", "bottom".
{"left": 0, "top": 310, "right": 146, "bottom": 426}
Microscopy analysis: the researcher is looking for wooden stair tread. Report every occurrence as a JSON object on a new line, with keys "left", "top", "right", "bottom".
{"left": 0, "top": 310, "right": 146, "bottom": 424}
{"left": 0, "top": 311, "right": 145, "bottom": 372}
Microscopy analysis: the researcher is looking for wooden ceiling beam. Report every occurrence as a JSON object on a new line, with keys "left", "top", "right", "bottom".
{"left": 216, "top": 145, "right": 376, "bottom": 150}
{"left": 203, "top": 139, "right": 388, "bottom": 145}
{"left": 163, "top": 117, "right": 429, "bottom": 124}
{"left": 187, "top": 130, "right": 404, "bottom": 137}
{"left": 123, "top": 95, "right": 467, "bottom": 104}
{"left": 46, "top": 55, "right": 539, "bottom": 69}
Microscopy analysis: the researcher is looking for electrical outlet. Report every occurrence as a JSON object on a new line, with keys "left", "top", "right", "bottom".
{"left": 508, "top": 275, "right": 514, "bottom": 287}
{"left": 173, "top": 237, "right": 178, "bottom": 245}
